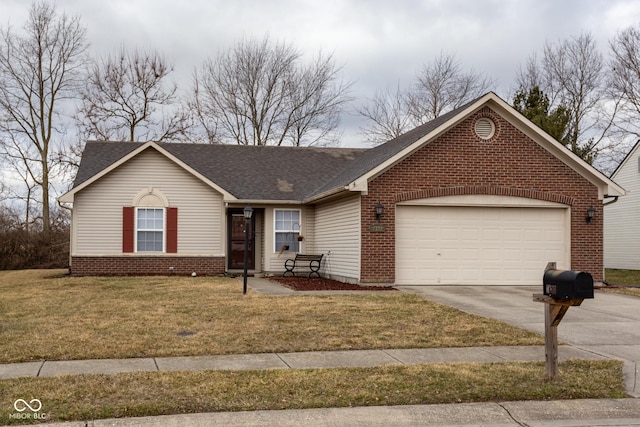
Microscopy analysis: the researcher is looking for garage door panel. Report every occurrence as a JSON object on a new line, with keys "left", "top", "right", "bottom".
{"left": 503, "top": 249, "right": 522, "bottom": 260}
{"left": 544, "top": 229, "right": 564, "bottom": 242}
{"left": 482, "top": 228, "right": 501, "bottom": 241}
{"left": 441, "top": 227, "right": 458, "bottom": 238}
{"left": 440, "top": 267, "right": 461, "bottom": 282}
{"left": 502, "top": 229, "right": 522, "bottom": 241}
{"left": 396, "top": 205, "right": 569, "bottom": 285}
{"left": 461, "top": 248, "right": 480, "bottom": 258}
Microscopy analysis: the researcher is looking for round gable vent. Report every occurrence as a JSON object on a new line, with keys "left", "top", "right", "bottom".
{"left": 475, "top": 117, "right": 495, "bottom": 140}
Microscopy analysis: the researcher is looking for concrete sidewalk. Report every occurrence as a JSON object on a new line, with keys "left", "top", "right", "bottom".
{"left": 0, "top": 345, "right": 607, "bottom": 380}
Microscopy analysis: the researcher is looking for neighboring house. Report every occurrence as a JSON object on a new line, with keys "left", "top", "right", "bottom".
{"left": 59, "top": 92, "right": 624, "bottom": 285}
{"left": 605, "top": 140, "right": 640, "bottom": 270}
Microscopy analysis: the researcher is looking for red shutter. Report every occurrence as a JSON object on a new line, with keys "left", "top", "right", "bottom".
{"left": 122, "top": 207, "right": 135, "bottom": 253}
{"left": 166, "top": 207, "right": 178, "bottom": 253}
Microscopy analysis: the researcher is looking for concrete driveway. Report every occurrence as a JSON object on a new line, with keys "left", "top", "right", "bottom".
{"left": 397, "top": 285, "right": 640, "bottom": 395}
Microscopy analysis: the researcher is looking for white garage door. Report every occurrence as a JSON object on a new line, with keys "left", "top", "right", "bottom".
{"left": 396, "top": 205, "right": 569, "bottom": 285}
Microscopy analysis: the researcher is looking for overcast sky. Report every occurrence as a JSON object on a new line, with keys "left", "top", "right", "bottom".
{"left": 3, "top": 0, "right": 640, "bottom": 147}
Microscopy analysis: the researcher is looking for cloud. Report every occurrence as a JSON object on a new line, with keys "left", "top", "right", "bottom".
{"left": 3, "top": 0, "right": 640, "bottom": 147}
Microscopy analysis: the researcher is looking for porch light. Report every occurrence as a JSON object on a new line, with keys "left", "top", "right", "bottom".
{"left": 243, "top": 205, "right": 254, "bottom": 220}
{"left": 243, "top": 205, "right": 253, "bottom": 295}
{"left": 586, "top": 206, "right": 595, "bottom": 223}
{"left": 375, "top": 202, "right": 384, "bottom": 221}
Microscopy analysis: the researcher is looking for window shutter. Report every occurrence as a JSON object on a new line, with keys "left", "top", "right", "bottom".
{"left": 122, "top": 207, "right": 135, "bottom": 253}
{"left": 166, "top": 207, "right": 178, "bottom": 253}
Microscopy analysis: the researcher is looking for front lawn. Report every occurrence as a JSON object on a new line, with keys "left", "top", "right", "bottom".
{"left": 0, "top": 270, "right": 628, "bottom": 425}
{"left": 0, "top": 270, "right": 543, "bottom": 363}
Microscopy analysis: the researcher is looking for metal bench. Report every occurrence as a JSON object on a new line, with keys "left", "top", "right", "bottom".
{"left": 283, "top": 254, "right": 324, "bottom": 278}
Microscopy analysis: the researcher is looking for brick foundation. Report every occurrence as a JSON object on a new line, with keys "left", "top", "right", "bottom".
{"left": 360, "top": 107, "right": 603, "bottom": 283}
{"left": 71, "top": 256, "right": 226, "bottom": 276}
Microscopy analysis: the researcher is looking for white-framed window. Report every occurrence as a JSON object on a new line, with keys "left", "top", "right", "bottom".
{"left": 136, "top": 208, "right": 165, "bottom": 252}
{"left": 274, "top": 209, "right": 300, "bottom": 253}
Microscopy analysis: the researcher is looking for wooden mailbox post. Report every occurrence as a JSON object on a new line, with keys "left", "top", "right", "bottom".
{"left": 532, "top": 293, "right": 585, "bottom": 380}
{"left": 533, "top": 262, "right": 594, "bottom": 381}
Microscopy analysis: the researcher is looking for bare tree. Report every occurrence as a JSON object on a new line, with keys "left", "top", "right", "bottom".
{"left": 190, "top": 76, "right": 221, "bottom": 144}
{"left": 356, "top": 84, "right": 413, "bottom": 144}
{"left": 77, "top": 47, "right": 191, "bottom": 143}
{"left": 284, "top": 53, "right": 351, "bottom": 146}
{"left": 191, "top": 36, "right": 352, "bottom": 146}
{"left": 610, "top": 24, "right": 640, "bottom": 139}
{"left": 408, "top": 52, "right": 495, "bottom": 124}
{"left": 2, "top": 145, "right": 40, "bottom": 232}
{"left": 358, "top": 52, "right": 494, "bottom": 145}
{"left": 516, "top": 33, "right": 617, "bottom": 164}
{"left": 0, "top": 1, "right": 87, "bottom": 234}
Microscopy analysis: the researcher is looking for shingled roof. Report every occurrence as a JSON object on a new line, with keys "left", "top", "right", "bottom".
{"left": 72, "top": 142, "right": 366, "bottom": 201}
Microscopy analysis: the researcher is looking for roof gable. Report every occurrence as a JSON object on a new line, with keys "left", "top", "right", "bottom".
{"left": 610, "top": 139, "right": 640, "bottom": 180}
{"left": 60, "top": 142, "right": 237, "bottom": 203}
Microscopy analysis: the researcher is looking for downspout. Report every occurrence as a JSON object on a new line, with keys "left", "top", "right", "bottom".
{"left": 600, "top": 195, "right": 619, "bottom": 287}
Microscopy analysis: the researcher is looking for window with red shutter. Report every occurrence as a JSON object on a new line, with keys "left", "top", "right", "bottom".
{"left": 124, "top": 187, "right": 177, "bottom": 253}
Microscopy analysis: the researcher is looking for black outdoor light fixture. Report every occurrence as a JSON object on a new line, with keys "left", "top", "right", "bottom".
{"left": 242, "top": 205, "right": 253, "bottom": 295}
{"left": 586, "top": 206, "right": 595, "bottom": 223}
{"left": 375, "top": 202, "right": 384, "bottom": 221}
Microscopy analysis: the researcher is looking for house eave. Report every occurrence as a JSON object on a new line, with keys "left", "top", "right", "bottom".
{"left": 58, "top": 193, "right": 74, "bottom": 204}
{"left": 303, "top": 186, "right": 356, "bottom": 204}
{"left": 226, "top": 199, "right": 304, "bottom": 206}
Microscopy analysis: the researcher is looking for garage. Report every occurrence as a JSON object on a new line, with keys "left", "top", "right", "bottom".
{"left": 396, "top": 201, "right": 570, "bottom": 285}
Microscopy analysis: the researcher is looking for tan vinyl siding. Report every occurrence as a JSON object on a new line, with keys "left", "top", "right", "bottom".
{"left": 313, "top": 195, "right": 361, "bottom": 282}
{"left": 72, "top": 148, "right": 224, "bottom": 256}
{"left": 605, "top": 147, "right": 640, "bottom": 269}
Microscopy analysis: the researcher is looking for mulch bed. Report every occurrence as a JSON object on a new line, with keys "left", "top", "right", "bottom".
{"left": 269, "top": 276, "right": 396, "bottom": 291}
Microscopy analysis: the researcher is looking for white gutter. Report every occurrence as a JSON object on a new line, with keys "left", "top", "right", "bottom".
{"left": 226, "top": 199, "right": 304, "bottom": 206}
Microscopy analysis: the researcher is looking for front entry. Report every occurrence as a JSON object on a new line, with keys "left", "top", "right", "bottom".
{"left": 228, "top": 209, "right": 255, "bottom": 270}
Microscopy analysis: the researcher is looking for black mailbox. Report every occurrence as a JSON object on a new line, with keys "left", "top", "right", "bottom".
{"left": 543, "top": 269, "right": 594, "bottom": 299}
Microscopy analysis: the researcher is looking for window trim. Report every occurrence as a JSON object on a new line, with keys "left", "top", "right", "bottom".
{"left": 274, "top": 208, "right": 301, "bottom": 253}
{"left": 135, "top": 207, "right": 166, "bottom": 253}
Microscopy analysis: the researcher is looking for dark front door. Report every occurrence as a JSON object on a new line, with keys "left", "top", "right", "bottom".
{"left": 228, "top": 210, "right": 255, "bottom": 270}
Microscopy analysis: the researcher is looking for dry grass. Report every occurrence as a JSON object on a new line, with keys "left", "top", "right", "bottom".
{"left": 605, "top": 268, "right": 640, "bottom": 285}
{"left": 0, "top": 270, "right": 628, "bottom": 425}
{"left": 0, "top": 270, "right": 542, "bottom": 363}
{"left": 0, "top": 360, "right": 626, "bottom": 424}
{"left": 603, "top": 269, "right": 640, "bottom": 297}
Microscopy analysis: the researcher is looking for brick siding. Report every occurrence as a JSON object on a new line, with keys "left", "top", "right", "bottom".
{"left": 71, "top": 256, "right": 225, "bottom": 276}
{"left": 361, "top": 107, "right": 603, "bottom": 283}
